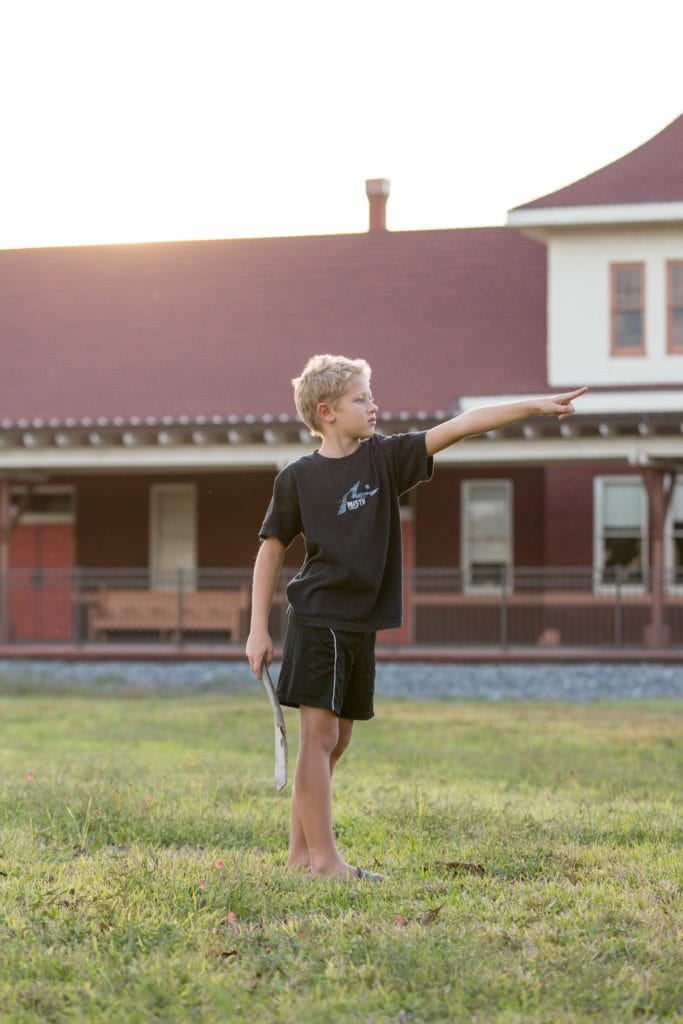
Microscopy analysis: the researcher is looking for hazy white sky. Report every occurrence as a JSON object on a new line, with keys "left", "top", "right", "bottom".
{"left": 1, "top": 0, "right": 681, "bottom": 248}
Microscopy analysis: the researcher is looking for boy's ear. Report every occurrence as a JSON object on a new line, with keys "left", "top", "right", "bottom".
{"left": 316, "top": 401, "right": 336, "bottom": 424}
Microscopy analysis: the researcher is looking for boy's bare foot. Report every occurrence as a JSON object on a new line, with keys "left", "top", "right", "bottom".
{"left": 286, "top": 859, "right": 311, "bottom": 871}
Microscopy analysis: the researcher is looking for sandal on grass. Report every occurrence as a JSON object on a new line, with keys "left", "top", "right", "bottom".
{"left": 355, "top": 867, "right": 384, "bottom": 882}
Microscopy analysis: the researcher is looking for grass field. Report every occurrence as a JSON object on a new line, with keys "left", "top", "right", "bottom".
{"left": 0, "top": 689, "right": 681, "bottom": 1023}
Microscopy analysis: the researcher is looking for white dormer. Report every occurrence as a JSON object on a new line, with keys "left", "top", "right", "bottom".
{"left": 507, "top": 115, "right": 683, "bottom": 389}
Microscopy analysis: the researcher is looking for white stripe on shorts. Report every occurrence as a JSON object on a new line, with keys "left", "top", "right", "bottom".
{"left": 328, "top": 628, "right": 338, "bottom": 713}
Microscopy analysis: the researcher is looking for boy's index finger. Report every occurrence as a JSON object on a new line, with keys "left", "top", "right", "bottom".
{"left": 561, "top": 386, "right": 588, "bottom": 401}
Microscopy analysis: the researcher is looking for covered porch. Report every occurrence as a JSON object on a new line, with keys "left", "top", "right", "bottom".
{"left": 1, "top": 396, "right": 682, "bottom": 655}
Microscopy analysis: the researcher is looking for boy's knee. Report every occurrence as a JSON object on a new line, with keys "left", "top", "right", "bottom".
{"left": 299, "top": 706, "right": 340, "bottom": 755}
{"left": 330, "top": 734, "right": 350, "bottom": 764}
{"left": 331, "top": 721, "right": 353, "bottom": 763}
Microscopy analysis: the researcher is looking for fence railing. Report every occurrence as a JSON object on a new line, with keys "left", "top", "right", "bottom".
{"left": 1, "top": 566, "right": 682, "bottom": 648}
{"left": 407, "top": 566, "right": 682, "bottom": 648}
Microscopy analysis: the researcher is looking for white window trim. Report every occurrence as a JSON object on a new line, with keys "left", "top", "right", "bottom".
{"left": 593, "top": 475, "right": 648, "bottom": 593}
{"left": 460, "top": 479, "right": 513, "bottom": 593}
{"left": 149, "top": 483, "right": 197, "bottom": 588}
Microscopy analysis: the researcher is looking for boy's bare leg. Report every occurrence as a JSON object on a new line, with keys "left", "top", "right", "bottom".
{"left": 288, "top": 706, "right": 356, "bottom": 877}
{"left": 286, "top": 715, "right": 353, "bottom": 869}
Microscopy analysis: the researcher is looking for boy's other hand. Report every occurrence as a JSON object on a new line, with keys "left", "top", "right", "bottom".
{"left": 246, "top": 629, "right": 274, "bottom": 679}
{"left": 538, "top": 387, "right": 588, "bottom": 420}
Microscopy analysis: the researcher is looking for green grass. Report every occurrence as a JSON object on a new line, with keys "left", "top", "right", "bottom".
{"left": 0, "top": 691, "right": 681, "bottom": 1023}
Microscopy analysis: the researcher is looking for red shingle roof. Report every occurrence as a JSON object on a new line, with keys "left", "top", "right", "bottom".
{"left": 0, "top": 228, "right": 546, "bottom": 425}
{"left": 514, "top": 114, "right": 683, "bottom": 210}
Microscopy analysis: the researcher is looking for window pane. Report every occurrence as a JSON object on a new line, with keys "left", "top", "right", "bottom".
{"left": 466, "top": 487, "right": 509, "bottom": 562}
{"left": 615, "top": 266, "right": 642, "bottom": 307}
{"left": 670, "top": 263, "right": 683, "bottom": 305}
{"left": 672, "top": 482, "right": 683, "bottom": 521}
{"left": 671, "top": 309, "right": 683, "bottom": 350}
{"left": 602, "top": 537, "right": 643, "bottom": 583}
{"left": 604, "top": 537, "right": 641, "bottom": 566}
{"left": 9, "top": 490, "right": 74, "bottom": 516}
{"left": 470, "top": 563, "right": 507, "bottom": 586}
{"left": 604, "top": 482, "right": 642, "bottom": 528}
{"left": 615, "top": 311, "right": 642, "bottom": 348}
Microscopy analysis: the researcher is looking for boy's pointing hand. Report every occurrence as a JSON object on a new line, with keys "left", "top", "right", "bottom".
{"left": 538, "top": 386, "right": 588, "bottom": 420}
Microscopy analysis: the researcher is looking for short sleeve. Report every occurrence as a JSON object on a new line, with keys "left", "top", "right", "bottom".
{"left": 259, "top": 466, "right": 303, "bottom": 547}
{"left": 383, "top": 432, "right": 433, "bottom": 495}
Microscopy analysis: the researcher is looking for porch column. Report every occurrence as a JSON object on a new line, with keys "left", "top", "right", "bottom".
{"left": 642, "top": 468, "right": 675, "bottom": 648}
{"left": 0, "top": 477, "right": 9, "bottom": 643}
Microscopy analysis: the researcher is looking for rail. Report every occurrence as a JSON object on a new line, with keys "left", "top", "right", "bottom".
{"left": 1, "top": 566, "right": 682, "bottom": 649}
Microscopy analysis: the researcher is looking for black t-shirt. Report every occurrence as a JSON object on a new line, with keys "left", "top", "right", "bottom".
{"left": 259, "top": 432, "right": 433, "bottom": 631}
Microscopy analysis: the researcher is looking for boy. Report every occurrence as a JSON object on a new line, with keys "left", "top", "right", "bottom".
{"left": 246, "top": 354, "right": 586, "bottom": 881}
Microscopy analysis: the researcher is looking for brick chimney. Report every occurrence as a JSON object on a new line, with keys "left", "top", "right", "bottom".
{"left": 365, "top": 178, "right": 390, "bottom": 232}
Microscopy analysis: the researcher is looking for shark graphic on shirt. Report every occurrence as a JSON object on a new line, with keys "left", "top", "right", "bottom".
{"left": 337, "top": 481, "right": 379, "bottom": 516}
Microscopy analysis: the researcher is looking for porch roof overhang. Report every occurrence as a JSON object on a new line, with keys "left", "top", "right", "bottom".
{"left": 0, "top": 407, "right": 681, "bottom": 473}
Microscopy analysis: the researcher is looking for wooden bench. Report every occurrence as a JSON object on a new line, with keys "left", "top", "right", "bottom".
{"left": 89, "top": 588, "right": 250, "bottom": 641}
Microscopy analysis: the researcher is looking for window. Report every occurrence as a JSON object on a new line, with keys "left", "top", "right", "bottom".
{"left": 461, "top": 480, "right": 512, "bottom": 590}
{"left": 9, "top": 486, "right": 75, "bottom": 523}
{"left": 610, "top": 263, "right": 645, "bottom": 355}
{"left": 149, "top": 484, "right": 197, "bottom": 589}
{"left": 667, "top": 261, "right": 683, "bottom": 354}
{"left": 594, "top": 477, "right": 646, "bottom": 586}
{"left": 666, "top": 478, "right": 683, "bottom": 585}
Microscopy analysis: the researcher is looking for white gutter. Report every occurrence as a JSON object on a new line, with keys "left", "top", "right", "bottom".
{"left": 507, "top": 201, "right": 683, "bottom": 229}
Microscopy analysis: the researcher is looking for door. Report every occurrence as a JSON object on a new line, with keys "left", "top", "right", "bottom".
{"left": 149, "top": 484, "right": 197, "bottom": 589}
{"left": 9, "top": 488, "right": 75, "bottom": 641}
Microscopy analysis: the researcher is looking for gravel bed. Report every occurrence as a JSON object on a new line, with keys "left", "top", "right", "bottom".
{"left": 0, "top": 659, "right": 682, "bottom": 701}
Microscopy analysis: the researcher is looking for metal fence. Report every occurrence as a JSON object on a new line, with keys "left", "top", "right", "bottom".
{"left": 408, "top": 567, "right": 683, "bottom": 649}
{"left": 1, "top": 566, "right": 682, "bottom": 649}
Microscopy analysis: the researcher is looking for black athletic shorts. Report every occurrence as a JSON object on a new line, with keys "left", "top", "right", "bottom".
{"left": 276, "top": 618, "right": 376, "bottom": 720}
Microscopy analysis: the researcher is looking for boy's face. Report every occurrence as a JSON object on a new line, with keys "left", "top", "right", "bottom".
{"left": 328, "top": 372, "right": 378, "bottom": 439}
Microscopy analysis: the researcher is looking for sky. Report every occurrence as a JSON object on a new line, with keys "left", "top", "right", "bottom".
{"left": 1, "top": 0, "right": 682, "bottom": 249}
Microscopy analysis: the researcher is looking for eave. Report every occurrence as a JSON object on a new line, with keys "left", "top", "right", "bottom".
{"left": 0, "top": 412, "right": 681, "bottom": 473}
{"left": 507, "top": 201, "right": 683, "bottom": 238}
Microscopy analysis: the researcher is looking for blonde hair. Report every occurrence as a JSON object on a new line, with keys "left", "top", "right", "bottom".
{"left": 292, "top": 354, "right": 372, "bottom": 437}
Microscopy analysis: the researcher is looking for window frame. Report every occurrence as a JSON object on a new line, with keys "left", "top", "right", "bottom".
{"left": 666, "top": 260, "right": 683, "bottom": 355}
{"left": 610, "top": 262, "right": 646, "bottom": 357}
{"left": 460, "top": 478, "right": 513, "bottom": 593}
{"left": 593, "top": 475, "right": 648, "bottom": 592}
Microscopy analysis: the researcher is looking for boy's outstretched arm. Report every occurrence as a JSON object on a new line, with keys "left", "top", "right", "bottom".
{"left": 246, "top": 536, "right": 286, "bottom": 678}
{"left": 425, "top": 387, "right": 587, "bottom": 457}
